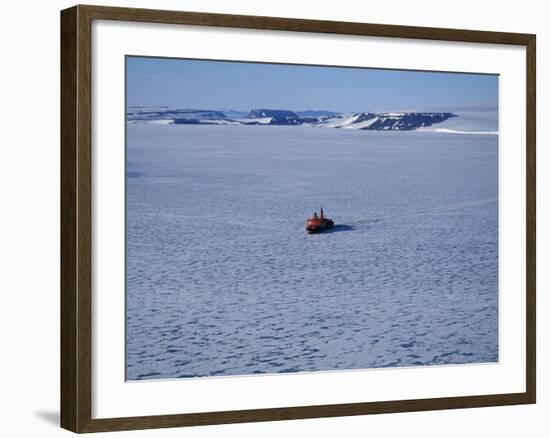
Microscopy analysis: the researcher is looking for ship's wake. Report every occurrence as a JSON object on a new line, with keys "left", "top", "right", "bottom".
{"left": 349, "top": 197, "right": 497, "bottom": 227}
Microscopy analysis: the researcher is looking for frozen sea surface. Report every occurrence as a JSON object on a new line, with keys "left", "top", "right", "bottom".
{"left": 126, "top": 124, "right": 498, "bottom": 380}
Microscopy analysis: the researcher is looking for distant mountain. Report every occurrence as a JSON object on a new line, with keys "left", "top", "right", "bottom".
{"left": 127, "top": 108, "right": 241, "bottom": 125}
{"left": 244, "top": 109, "right": 301, "bottom": 125}
{"left": 319, "top": 112, "right": 456, "bottom": 130}
{"left": 246, "top": 109, "right": 340, "bottom": 124}
{"left": 127, "top": 107, "right": 460, "bottom": 131}
{"left": 248, "top": 109, "right": 298, "bottom": 119}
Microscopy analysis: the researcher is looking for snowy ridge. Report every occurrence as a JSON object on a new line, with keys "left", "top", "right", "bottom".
{"left": 126, "top": 107, "right": 490, "bottom": 132}
{"left": 320, "top": 112, "right": 457, "bottom": 131}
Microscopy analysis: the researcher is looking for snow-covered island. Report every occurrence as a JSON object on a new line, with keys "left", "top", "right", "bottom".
{"left": 126, "top": 107, "right": 457, "bottom": 131}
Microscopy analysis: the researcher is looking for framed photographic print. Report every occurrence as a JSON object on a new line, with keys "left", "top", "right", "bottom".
{"left": 60, "top": 4, "right": 536, "bottom": 433}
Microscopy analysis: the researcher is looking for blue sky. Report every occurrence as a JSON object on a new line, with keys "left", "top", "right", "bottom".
{"left": 126, "top": 56, "right": 498, "bottom": 113}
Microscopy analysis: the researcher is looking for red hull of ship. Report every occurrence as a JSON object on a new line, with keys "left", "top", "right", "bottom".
{"left": 305, "top": 217, "right": 334, "bottom": 233}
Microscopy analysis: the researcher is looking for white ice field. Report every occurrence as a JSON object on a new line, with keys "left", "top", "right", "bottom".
{"left": 126, "top": 124, "right": 498, "bottom": 380}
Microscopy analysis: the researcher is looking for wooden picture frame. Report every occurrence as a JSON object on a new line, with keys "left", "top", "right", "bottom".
{"left": 61, "top": 4, "right": 536, "bottom": 433}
